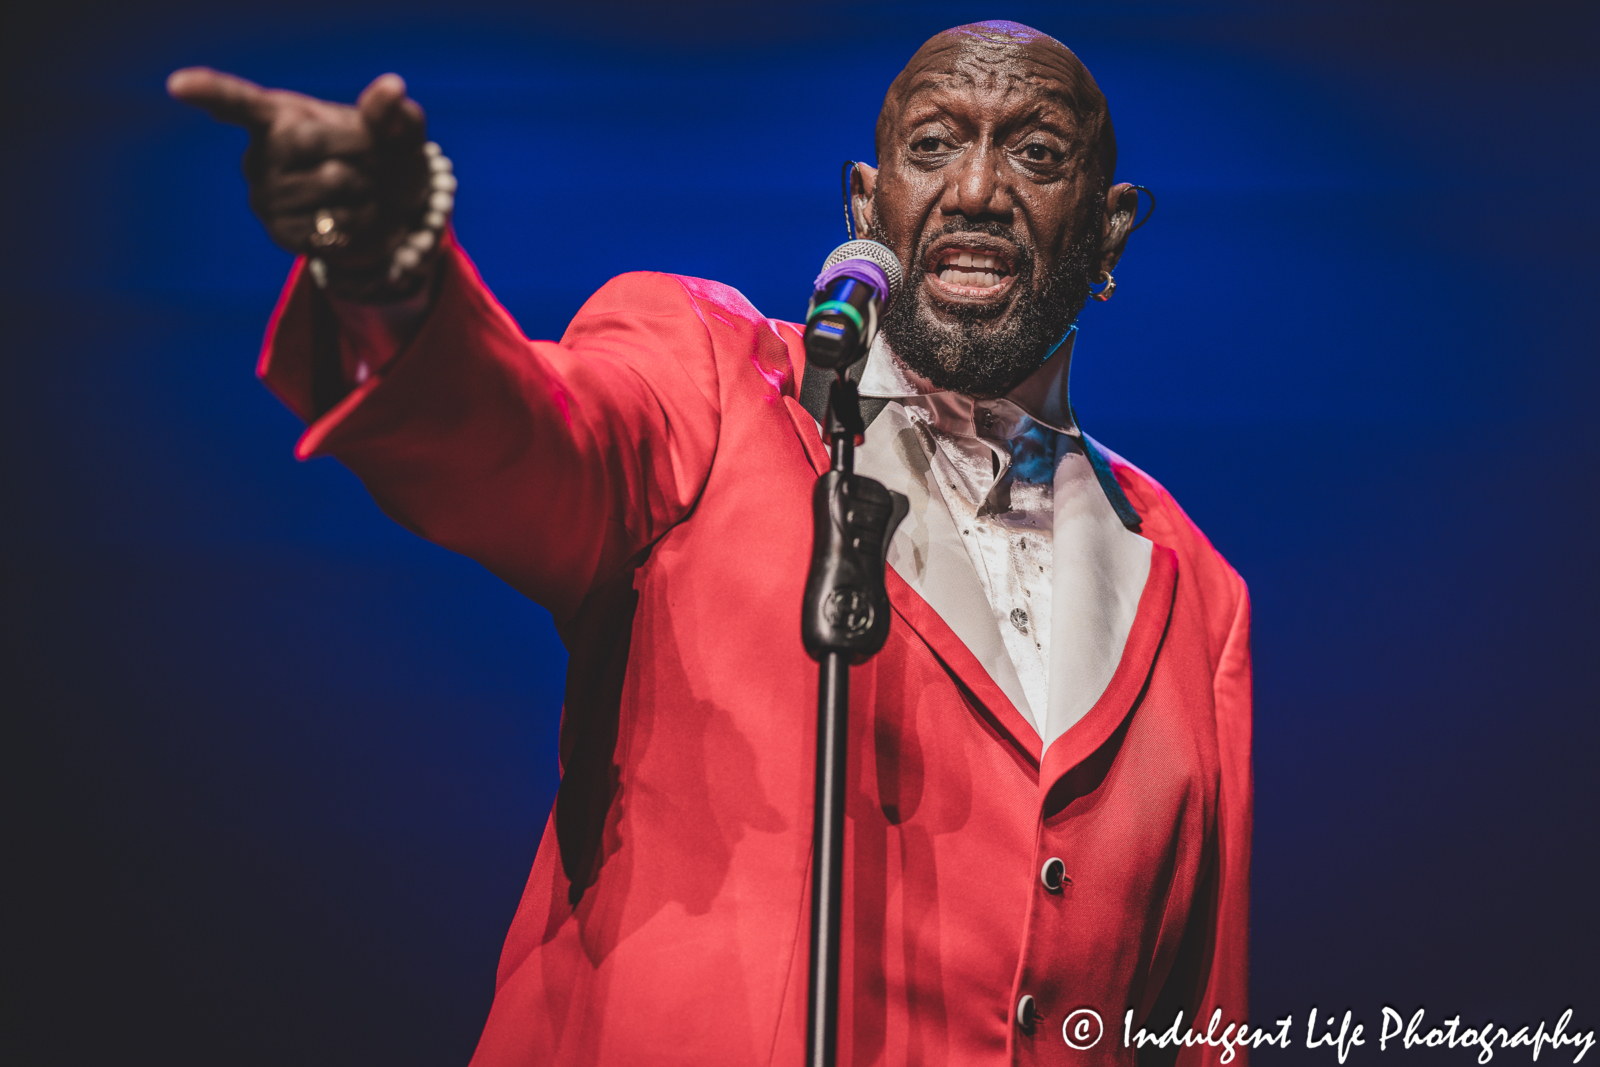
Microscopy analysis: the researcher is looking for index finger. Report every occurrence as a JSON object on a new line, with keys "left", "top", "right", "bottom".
{"left": 167, "top": 67, "right": 277, "bottom": 131}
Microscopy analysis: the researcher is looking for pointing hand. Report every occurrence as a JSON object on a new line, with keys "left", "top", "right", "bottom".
{"left": 169, "top": 67, "right": 441, "bottom": 299}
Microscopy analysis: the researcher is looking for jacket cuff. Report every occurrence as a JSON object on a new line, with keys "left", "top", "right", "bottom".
{"left": 257, "top": 231, "right": 464, "bottom": 460}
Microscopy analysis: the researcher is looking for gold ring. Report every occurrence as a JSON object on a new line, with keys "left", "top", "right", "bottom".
{"left": 309, "top": 209, "right": 347, "bottom": 250}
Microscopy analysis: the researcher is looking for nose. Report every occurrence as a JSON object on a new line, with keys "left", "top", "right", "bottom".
{"left": 941, "top": 141, "right": 1012, "bottom": 223}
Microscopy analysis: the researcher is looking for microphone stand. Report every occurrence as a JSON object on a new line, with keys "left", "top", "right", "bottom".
{"left": 801, "top": 371, "right": 906, "bottom": 1067}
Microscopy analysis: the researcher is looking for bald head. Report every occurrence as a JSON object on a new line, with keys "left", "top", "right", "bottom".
{"left": 876, "top": 21, "right": 1116, "bottom": 185}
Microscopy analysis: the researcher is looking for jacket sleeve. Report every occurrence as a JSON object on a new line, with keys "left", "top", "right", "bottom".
{"left": 257, "top": 238, "right": 722, "bottom": 626}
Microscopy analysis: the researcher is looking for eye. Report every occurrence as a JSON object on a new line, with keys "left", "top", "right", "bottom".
{"left": 912, "top": 135, "right": 944, "bottom": 153}
{"left": 1022, "top": 143, "right": 1055, "bottom": 162}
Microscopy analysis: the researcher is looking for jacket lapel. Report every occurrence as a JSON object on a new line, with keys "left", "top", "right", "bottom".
{"left": 782, "top": 395, "right": 830, "bottom": 474}
{"left": 886, "top": 567, "right": 1042, "bottom": 768}
{"left": 1041, "top": 434, "right": 1157, "bottom": 749}
{"left": 1039, "top": 544, "right": 1178, "bottom": 790}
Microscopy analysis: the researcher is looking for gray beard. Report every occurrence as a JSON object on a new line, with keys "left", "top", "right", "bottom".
{"left": 872, "top": 217, "right": 1099, "bottom": 398}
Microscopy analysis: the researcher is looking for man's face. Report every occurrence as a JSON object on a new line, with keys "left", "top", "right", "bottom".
{"left": 866, "top": 33, "right": 1111, "bottom": 397}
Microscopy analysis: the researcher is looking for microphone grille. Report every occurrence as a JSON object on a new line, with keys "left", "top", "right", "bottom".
{"left": 821, "top": 239, "right": 905, "bottom": 300}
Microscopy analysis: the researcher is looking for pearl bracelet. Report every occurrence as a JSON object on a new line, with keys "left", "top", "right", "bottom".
{"left": 307, "top": 140, "right": 456, "bottom": 292}
{"left": 390, "top": 141, "right": 456, "bottom": 281}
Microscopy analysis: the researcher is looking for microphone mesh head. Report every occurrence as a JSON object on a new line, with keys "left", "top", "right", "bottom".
{"left": 821, "top": 239, "right": 905, "bottom": 301}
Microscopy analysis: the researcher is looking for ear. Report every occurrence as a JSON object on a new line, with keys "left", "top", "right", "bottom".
{"left": 1099, "top": 182, "right": 1140, "bottom": 274}
{"left": 851, "top": 162, "right": 879, "bottom": 238}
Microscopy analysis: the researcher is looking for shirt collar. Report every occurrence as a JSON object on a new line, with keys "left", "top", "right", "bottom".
{"left": 857, "top": 326, "right": 1080, "bottom": 438}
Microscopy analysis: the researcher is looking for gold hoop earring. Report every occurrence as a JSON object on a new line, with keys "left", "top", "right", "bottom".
{"left": 1089, "top": 270, "right": 1116, "bottom": 302}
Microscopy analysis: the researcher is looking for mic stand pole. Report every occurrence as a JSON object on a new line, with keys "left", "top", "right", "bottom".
{"left": 801, "top": 371, "right": 906, "bottom": 1067}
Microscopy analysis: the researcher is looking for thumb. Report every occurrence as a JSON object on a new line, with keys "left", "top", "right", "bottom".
{"left": 357, "top": 72, "right": 426, "bottom": 146}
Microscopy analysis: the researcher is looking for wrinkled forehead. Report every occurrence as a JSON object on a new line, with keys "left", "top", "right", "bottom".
{"left": 874, "top": 27, "right": 1116, "bottom": 181}
{"left": 887, "top": 32, "right": 1101, "bottom": 131}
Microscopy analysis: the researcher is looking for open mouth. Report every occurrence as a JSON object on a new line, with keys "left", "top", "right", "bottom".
{"left": 924, "top": 239, "right": 1018, "bottom": 301}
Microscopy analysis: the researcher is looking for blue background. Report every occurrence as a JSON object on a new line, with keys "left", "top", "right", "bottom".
{"left": 8, "top": 1, "right": 1597, "bottom": 1063}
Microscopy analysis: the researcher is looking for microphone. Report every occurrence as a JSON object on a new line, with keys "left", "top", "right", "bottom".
{"left": 804, "top": 239, "right": 904, "bottom": 371}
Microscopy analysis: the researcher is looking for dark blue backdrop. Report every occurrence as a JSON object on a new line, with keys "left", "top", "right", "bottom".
{"left": 8, "top": 2, "right": 1597, "bottom": 1064}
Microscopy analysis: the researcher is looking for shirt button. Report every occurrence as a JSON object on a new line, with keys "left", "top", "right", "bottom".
{"left": 1040, "top": 857, "right": 1070, "bottom": 893}
{"left": 1016, "top": 993, "right": 1041, "bottom": 1031}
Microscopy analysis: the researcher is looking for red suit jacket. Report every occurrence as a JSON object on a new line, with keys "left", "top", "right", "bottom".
{"left": 258, "top": 238, "right": 1252, "bottom": 1067}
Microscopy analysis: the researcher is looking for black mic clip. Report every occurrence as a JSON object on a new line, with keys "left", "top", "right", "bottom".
{"left": 801, "top": 465, "right": 908, "bottom": 663}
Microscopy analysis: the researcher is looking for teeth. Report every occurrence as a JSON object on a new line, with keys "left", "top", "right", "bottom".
{"left": 936, "top": 252, "right": 1009, "bottom": 288}
{"left": 939, "top": 269, "right": 1003, "bottom": 288}
{"left": 938, "top": 250, "right": 1003, "bottom": 273}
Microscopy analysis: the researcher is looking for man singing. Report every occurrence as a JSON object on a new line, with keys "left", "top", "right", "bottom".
{"left": 171, "top": 20, "right": 1250, "bottom": 1067}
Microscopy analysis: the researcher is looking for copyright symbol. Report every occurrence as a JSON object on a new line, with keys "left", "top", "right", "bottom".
{"left": 1062, "top": 1008, "right": 1104, "bottom": 1049}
